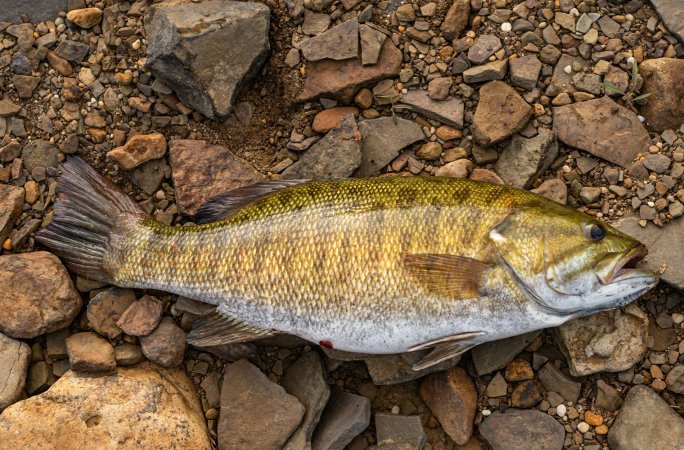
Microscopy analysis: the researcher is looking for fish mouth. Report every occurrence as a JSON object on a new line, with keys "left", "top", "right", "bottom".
{"left": 596, "top": 243, "right": 652, "bottom": 285}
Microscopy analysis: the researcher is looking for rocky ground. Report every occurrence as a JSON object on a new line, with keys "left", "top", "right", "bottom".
{"left": 0, "top": 0, "right": 683, "bottom": 449}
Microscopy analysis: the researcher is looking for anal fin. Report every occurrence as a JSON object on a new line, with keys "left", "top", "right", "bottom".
{"left": 408, "top": 331, "right": 485, "bottom": 371}
{"left": 187, "top": 309, "right": 276, "bottom": 347}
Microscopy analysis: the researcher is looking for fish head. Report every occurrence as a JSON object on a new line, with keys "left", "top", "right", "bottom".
{"left": 489, "top": 205, "right": 658, "bottom": 316}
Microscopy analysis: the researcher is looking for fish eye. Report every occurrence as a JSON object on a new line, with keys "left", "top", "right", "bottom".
{"left": 588, "top": 223, "right": 605, "bottom": 241}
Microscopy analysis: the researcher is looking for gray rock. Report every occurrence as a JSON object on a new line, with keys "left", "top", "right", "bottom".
{"left": 509, "top": 55, "right": 542, "bottom": 90}
{"left": 145, "top": 0, "right": 270, "bottom": 120}
{"left": 283, "top": 114, "right": 362, "bottom": 179}
{"left": 129, "top": 158, "right": 167, "bottom": 195}
{"left": 375, "top": 413, "right": 426, "bottom": 449}
{"left": 598, "top": 15, "right": 620, "bottom": 37}
{"left": 665, "top": 365, "right": 684, "bottom": 394}
{"left": 495, "top": 129, "right": 557, "bottom": 189}
{"left": 642, "top": 154, "right": 671, "bottom": 174}
{"left": 546, "top": 55, "right": 590, "bottom": 97}
{"left": 54, "top": 40, "right": 90, "bottom": 63}
{"left": 139, "top": 317, "right": 186, "bottom": 368}
{"left": 595, "top": 379, "right": 623, "bottom": 411}
{"left": 0, "top": 332, "right": 30, "bottom": 410}
{"left": 537, "top": 362, "right": 581, "bottom": 403}
{"left": 472, "top": 331, "right": 540, "bottom": 376}
{"left": 553, "top": 96, "right": 650, "bottom": 167}
{"left": 651, "top": 0, "right": 684, "bottom": 43}
{"left": 479, "top": 409, "right": 565, "bottom": 450}
{"left": 282, "top": 351, "right": 330, "bottom": 450}
{"left": 617, "top": 215, "right": 684, "bottom": 290}
{"left": 467, "top": 35, "right": 502, "bottom": 65}
{"left": 397, "top": 90, "right": 464, "bottom": 128}
{"left": 312, "top": 389, "right": 370, "bottom": 450}
{"left": 357, "top": 117, "right": 424, "bottom": 176}
{"left": 21, "top": 140, "right": 59, "bottom": 171}
{"left": 302, "top": 10, "right": 330, "bottom": 36}
{"left": 462, "top": 60, "right": 508, "bottom": 83}
{"left": 0, "top": 0, "right": 66, "bottom": 23}
{"left": 219, "top": 359, "right": 305, "bottom": 450}
{"left": 608, "top": 385, "right": 684, "bottom": 450}
{"left": 554, "top": 304, "right": 648, "bottom": 376}
{"left": 359, "top": 25, "right": 387, "bottom": 66}
{"left": 301, "top": 19, "right": 358, "bottom": 62}
{"left": 472, "top": 81, "right": 533, "bottom": 146}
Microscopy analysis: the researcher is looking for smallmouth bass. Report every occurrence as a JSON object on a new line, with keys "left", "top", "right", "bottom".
{"left": 37, "top": 158, "right": 658, "bottom": 370}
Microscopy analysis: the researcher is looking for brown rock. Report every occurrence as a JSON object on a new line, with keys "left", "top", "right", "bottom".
{"left": 65, "top": 332, "right": 116, "bottom": 372}
{"left": 312, "top": 107, "right": 360, "bottom": 133}
{"left": 106, "top": 133, "right": 167, "bottom": 170}
{"left": 13, "top": 75, "right": 40, "bottom": 99}
{"left": 0, "top": 252, "right": 82, "bottom": 339}
{"left": 0, "top": 185, "right": 24, "bottom": 249}
{"left": 169, "top": 139, "right": 265, "bottom": 216}
{"left": 472, "top": 81, "right": 533, "bottom": 146}
{"left": 298, "top": 39, "right": 402, "bottom": 102}
{"left": 66, "top": 7, "right": 103, "bottom": 29}
{"left": 0, "top": 332, "right": 30, "bottom": 410}
{"left": 639, "top": 58, "right": 684, "bottom": 132}
{"left": 139, "top": 317, "right": 186, "bottom": 367}
{"left": 504, "top": 359, "right": 534, "bottom": 382}
{"left": 531, "top": 178, "right": 568, "bottom": 205}
{"left": 46, "top": 51, "right": 73, "bottom": 76}
{"left": 219, "top": 359, "right": 305, "bottom": 450}
{"left": 419, "top": 367, "right": 477, "bottom": 445}
{"left": 0, "top": 100, "right": 21, "bottom": 117}
{"left": 510, "top": 379, "right": 544, "bottom": 408}
{"left": 553, "top": 96, "right": 649, "bottom": 167}
{"left": 470, "top": 168, "right": 504, "bottom": 184}
{"left": 0, "top": 363, "right": 211, "bottom": 449}
{"left": 116, "top": 295, "right": 164, "bottom": 337}
{"left": 440, "top": 0, "right": 470, "bottom": 40}
{"left": 86, "top": 288, "right": 136, "bottom": 339}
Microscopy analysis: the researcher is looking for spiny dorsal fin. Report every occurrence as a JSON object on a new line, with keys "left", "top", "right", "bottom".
{"left": 402, "top": 253, "right": 493, "bottom": 299}
{"left": 409, "top": 331, "right": 485, "bottom": 371}
{"left": 192, "top": 179, "right": 310, "bottom": 223}
{"left": 187, "top": 309, "right": 275, "bottom": 347}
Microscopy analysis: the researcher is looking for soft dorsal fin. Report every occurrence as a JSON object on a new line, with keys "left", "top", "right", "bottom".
{"left": 187, "top": 308, "right": 276, "bottom": 347}
{"left": 402, "top": 253, "right": 493, "bottom": 299}
{"left": 408, "top": 331, "right": 485, "bottom": 371}
{"left": 192, "top": 179, "right": 310, "bottom": 223}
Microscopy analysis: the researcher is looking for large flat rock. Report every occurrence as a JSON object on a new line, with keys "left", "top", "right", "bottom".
{"left": 0, "top": 0, "right": 66, "bottom": 23}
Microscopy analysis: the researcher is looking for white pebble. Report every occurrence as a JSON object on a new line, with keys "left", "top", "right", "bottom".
{"left": 570, "top": 8, "right": 579, "bottom": 16}
{"left": 391, "top": 405, "right": 400, "bottom": 414}
{"left": 625, "top": 14, "right": 634, "bottom": 21}
{"left": 501, "top": 22, "right": 512, "bottom": 32}
{"left": 577, "top": 422, "right": 590, "bottom": 433}
{"left": 55, "top": 17, "right": 63, "bottom": 25}
{"left": 482, "top": 409, "right": 492, "bottom": 416}
{"left": 672, "top": 313, "right": 684, "bottom": 324}
{"left": 132, "top": 39, "right": 142, "bottom": 50}
{"left": 556, "top": 404, "right": 567, "bottom": 416}
{"left": 638, "top": 115, "right": 645, "bottom": 123}
{"left": 564, "top": 65, "right": 572, "bottom": 74}
{"left": 627, "top": 56, "right": 635, "bottom": 64}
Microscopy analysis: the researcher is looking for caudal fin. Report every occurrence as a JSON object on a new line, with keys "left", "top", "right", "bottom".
{"left": 36, "top": 157, "right": 147, "bottom": 283}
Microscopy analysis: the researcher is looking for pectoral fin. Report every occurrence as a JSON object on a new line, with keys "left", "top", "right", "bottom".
{"left": 403, "top": 253, "right": 493, "bottom": 299}
{"left": 409, "top": 331, "right": 485, "bottom": 371}
{"left": 187, "top": 309, "right": 276, "bottom": 347}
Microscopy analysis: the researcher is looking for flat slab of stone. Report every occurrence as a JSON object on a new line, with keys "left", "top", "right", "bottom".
{"left": 616, "top": 214, "right": 684, "bottom": 289}
{"left": 479, "top": 409, "right": 565, "bottom": 450}
{"left": 298, "top": 39, "right": 402, "bottom": 102}
{"left": 553, "top": 96, "right": 650, "bottom": 167}
{"left": 358, "top": 117, "right": 424, "bottom": 176}
{"left": 0, "top": 333, "right": 30, "bottom": 410}
{"left": 312, "top": 389, "right": 370, "bottom": 450}
{"left": 472, "top": 331, "right": 541, "bottom": 376}
{"left": 639, "top": 58, "right": 684, "bottom": 132}
{"left": 169, "top": 139, "right": 265, "bottom": 216}
{"left": 651, "top": 0, "right": 684, "bottom": 44}
{"left": 146, "top": 0, "right": 270, "bottom": 120}
{"left": 472, "top": 81, "right": 533, "bottom": 146}
{"left": 397, "top": 90, "right": 464, "bottom": 128}
{"left": 300, "top": 18, "right": 358, "bottom": 61}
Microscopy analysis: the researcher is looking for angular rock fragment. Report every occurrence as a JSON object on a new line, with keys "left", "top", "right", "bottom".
{"left": 0, "top": 363, "right": 211, "bottom": 449}
{"left": 495, "top": 129, "right": 557, "bottom": 189}
{"left": 312, "top": 389, "right": 370, "bottom": 450}
{"left": 358, "top": 117, "right": 424, "bottom": 176}
{"left": 86, "top": 288, "right": 136, "bottom": 339}
{"left": 146, "top": 0, "right": 270, "bottom": 120}
{"left": 0, "top": 332, "right": 30, "bottom": 410}
{"left": 219, "top": 359, "right": 304, "bottom": 450}
{"left": 553, "top": 96, "right": 650, "bottom": 167}
{"left": 472, "top": 331, "right": 540, "bottom": 376}
{"left": 301, "top": 19, "right": 358, "bottom": 62}
{"left": 537, "top": 362, "right": 581, "bottom": 403}
{"left": 283, "top": 115, "right": 362, "bottom": 179}
{"left": 397, "top": 90, "right": 464, "bottom": 128}
{"left": 639, "top": 58, "right": 684, "bottom": 132}
{"left": 0, "top": 185, "right": 24, "bottom": 248}
{"left": 116, "top": 296, "right": 164, "bottom": 337}
{"left": 375, "top": 413, "right": 426, "bottom": 449}
{"left": 169, "top": 139, "right": 265, "bottom": 216}
{"left": 359, "top": 24, "right": 387, "bottom": 66}
{"left": 140, "top": 318, "right": 186, "bottom": 368}
{"left": 472, "top": 81, "right": 533, "bottom": 146}
{"left": 479, "top": 409, "right": 565, "bottom": 450}
{"left": 440, "top": 0, "right": 470, "bottom": 40}
{"left": 0, "top": 252, "right": 82, "bottom": 339}
{"left": 106, "top": 133, "right": 167, "bottom": 170}
{"left": 65, "top": 332, "right": 116, "bottom": 372}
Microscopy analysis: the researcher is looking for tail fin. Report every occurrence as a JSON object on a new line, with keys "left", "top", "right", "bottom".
{"left": 36, "top": 157, "right": 147, "bottom": 283}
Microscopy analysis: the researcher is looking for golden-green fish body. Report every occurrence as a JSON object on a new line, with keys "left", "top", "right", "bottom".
{"left": 37, "top": 158, "right": 658, "bottom": 369}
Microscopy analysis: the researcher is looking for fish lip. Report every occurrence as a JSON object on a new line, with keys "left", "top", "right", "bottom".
{"left": 598, "top": 243, "right": 651, "bottom": 285}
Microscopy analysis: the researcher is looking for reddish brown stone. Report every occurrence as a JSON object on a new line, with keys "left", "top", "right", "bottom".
{"left": 116, "top": 295, "right": 164, "bottom": 337}
{"left": 639, "top": 58, "right": 684, "bottom": 132}
{"left": 440, "top": 0, "right": 471, "bottom": 40}
{"left": 298, "top": 39, "right": 402, "bottom": 102}
{"left": 0, "top": 185, "right": 24, "bottom": 248}
{"left": 419, "top": 367, "right": 477, "bottom": 445}
{"left": 312, "top": 107, "right": 360, "bottom": 133}
{"left": 472, "top": 81, "right": 533, "bottom": 146}
{"left": 169, "top": 139, "right": 265, "bottom": 216}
